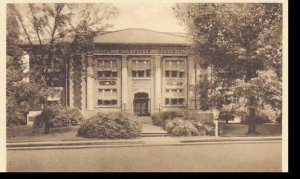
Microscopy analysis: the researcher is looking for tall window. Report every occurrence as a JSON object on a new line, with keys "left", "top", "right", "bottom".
{"left": 164, "top": 59, "right": 185, "bottom": 78}
{"left": 132, "top": 59, "right": 151, "bottom": 78}
{"left": 97, "top": 59, "right": 118, "bottom": 78}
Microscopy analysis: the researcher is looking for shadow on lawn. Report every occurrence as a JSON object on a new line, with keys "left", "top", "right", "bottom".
{"left": 219, "top": 123, "right": 282, "bottom": 137}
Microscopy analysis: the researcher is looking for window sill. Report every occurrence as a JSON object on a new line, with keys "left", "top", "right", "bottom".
{"left": 96, "top": 106, "right": 119, "bottom": 108}
{"left": 132, "top": 78, "right": 151, "bottom": 80}
{"left": 164, "top": 105, "right": 185, "bottom": 108}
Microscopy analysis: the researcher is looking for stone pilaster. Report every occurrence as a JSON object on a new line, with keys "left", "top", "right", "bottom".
{"left": 121, "top": 55, "right": 128, "bottom": 112}
{"left": 86, "top": 55, "right": 94, "bottom": 110}
{"left": 188, "top": 56, "right": 196, "bottom": 109}
{"left": 81, "top": 54, "right": 87, "bottom": 110}
{"left": 154, "top": 56, "right": 162, "bottom": 113}
{"left": 69, "top": 57, "right": 74, "bottom": 108}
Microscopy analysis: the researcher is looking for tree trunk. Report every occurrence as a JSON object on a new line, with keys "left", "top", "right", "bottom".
{"left": 247, "top": 96, "right": 257, "bottom": 134}
{"left": 246, "top": 68, "right": 258, "bottom": 135}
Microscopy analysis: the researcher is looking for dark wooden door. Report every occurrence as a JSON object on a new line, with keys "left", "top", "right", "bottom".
{"left": 134, "top": 99, "right": 149, "bottom": 116}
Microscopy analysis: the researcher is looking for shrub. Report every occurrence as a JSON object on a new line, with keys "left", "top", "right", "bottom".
{"left": 34, "top": 106, "right": 83, "bottom": 133}
{"left": 165, "top": 119, "right": 199, "bottom": 136}
{"left": 191, "top": 121, "right": 215, "bottom": 136}
{"left": 165, "top": 118, "right": 217, "bottom": 136}
{"left": 55, "top": 107, "right": 83, "bottom": 126}
{"left": 7, "top": 101, "right": 30, "bottom": 126}
{"left": 77, "top": 112, "right": 142, "bottom": 139}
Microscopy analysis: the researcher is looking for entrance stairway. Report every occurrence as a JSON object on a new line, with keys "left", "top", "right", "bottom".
{"left": 130, "top": 116, "right": 169, "bottom": 137}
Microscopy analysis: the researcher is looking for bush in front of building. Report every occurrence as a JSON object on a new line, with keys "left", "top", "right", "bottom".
{"left": 34, "top": 106, "right": 83, "bottom": 133}
{"left": 152, "top": 110, "right": 217, "bottom": 136}
{"left": 165, "top": 119, "right": 215, "bottom": 136}
{"left": 165, "top": 119, "right": 200, "bottom": 136}
{"left": 190, "top": 120, "right": 215, "bottom": 136}
{"left": 77, "top": 112, "right": 142, "bottom": 139}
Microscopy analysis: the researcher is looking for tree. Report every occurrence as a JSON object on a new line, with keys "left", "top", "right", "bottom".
{"left": 6, "top": 4, "right": 40, "bottom": 126}
{"left": 173, "top": 3, "right": 282, "bottom": 134}
{"left": 8, "top": 3, "right": 119, "bottom": 132}
{"left": 11, "top": 3, "right": 119, "bottom": 97}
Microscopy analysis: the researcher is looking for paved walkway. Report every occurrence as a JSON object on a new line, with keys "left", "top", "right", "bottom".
{"left": 130, "top": 116, "right": 168, "bottom": 135}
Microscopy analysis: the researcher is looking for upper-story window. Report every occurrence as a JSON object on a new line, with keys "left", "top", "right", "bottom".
{"left": 98, "top": 59, "right": 118, "bottom": 69}
{"left": 97, "top": 59, "right": 118, "bottom": 79}
{"left": 164, "top": 59, "right": 185, "bottom": 78}
{"left": 165, "top": 70, "right": 184, "bottom": 78}
{"left": 165, "top": 98, "right": 185, "bottom": 106}
{"left": 132, "top": 59, "right": 151, "bottom": 78}
{"left": 98, "top": 71, "right": 117, "bottom": 78}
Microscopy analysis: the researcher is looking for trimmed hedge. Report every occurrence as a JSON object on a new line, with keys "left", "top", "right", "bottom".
{"left": 34, "top": 107, "right": 83, "bottom": 128}
{"left": 77, "top": 112, "right": 142, "bottom": 139}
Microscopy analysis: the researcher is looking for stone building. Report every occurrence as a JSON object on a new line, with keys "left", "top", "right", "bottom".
{"left": 24, "top": 28, "right": 206, "bottom": 118}
{"left": 69, "top": 28, "right": 200, "bottom": 117}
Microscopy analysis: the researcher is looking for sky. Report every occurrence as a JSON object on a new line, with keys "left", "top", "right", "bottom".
{"left": 109, "top": 3, "right": 186, "bottom": 33}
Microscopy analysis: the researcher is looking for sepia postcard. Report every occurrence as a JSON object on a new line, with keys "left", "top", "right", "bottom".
{"left": 0, "top": 0, "right": 288, "bottom": 172}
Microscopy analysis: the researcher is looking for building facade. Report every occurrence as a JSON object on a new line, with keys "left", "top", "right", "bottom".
{"left": 67, "top": 29, "right": 199, "bottom": 117}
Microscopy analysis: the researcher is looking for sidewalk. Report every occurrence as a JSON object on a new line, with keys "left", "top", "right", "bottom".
{"left": 7, "top": 135, "right": 282, "bottom": 150}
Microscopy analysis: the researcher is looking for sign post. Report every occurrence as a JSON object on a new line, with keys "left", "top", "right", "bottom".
{"left": 213, "top": 120, "right": 219, "bottom": 138}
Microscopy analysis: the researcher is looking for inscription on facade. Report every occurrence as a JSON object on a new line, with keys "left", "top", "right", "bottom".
{"left": 97, "top": 48, "right": 188, "bottom": 54}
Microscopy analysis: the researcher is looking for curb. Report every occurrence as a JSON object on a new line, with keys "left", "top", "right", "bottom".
{"left": 7, "top": 136, "right": 282, "bottom": 150}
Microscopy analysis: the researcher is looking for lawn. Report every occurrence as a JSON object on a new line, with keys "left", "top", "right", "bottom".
{"left": 219, "top": 123, "right": 282, "bottom": 137}
{"left": 7, "top": 117, "right": 144, "bottom": 143}
{"left": 6, "top": 125, "right": 88, "bottom": 142}
{"left": 7, "top": 122, "right": 282, "bottom": 143}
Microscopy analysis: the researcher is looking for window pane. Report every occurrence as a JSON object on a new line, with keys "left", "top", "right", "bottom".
{"left": 132, "top": 71, "right": 137, "bottom": 77}
{"left": 98, "top": 100, "right": 103, "bottom": 105}
{"left": 165, "top": 98, "right": 169, "bottom": 105}
{"left": 178, "top": 98, "right": 184, "bottom": 105}
{"left": 179, "top": 72, "right": 184, "bottom": 78}
{"left": 138, "top": 70, "right": 144, "bottom": 77}
{"left": 171, "top": 71, "right": 177, "bottom": 77}
{"left": 171, "top": 98, "right": 177, "bottom": 105}
{"left": 146, "top": 69, "right": 151, "bottom": 77}
{"left": 105, "top": 71, "right": 110, "bottom": 77}
{"left": 165, "top": 71, "right": 170, "bottom": 77}
{"left": 112, "top": 72, "right": 117, "bottom": 77}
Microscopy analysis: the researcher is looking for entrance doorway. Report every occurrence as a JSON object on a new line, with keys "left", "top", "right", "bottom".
{"left": 133, "top": 92, "right": 150, "bottom": 116}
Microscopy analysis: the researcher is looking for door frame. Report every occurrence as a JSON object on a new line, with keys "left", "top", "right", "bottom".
{"left": 133, "top": 92, "right": 150, "bottom": 116}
